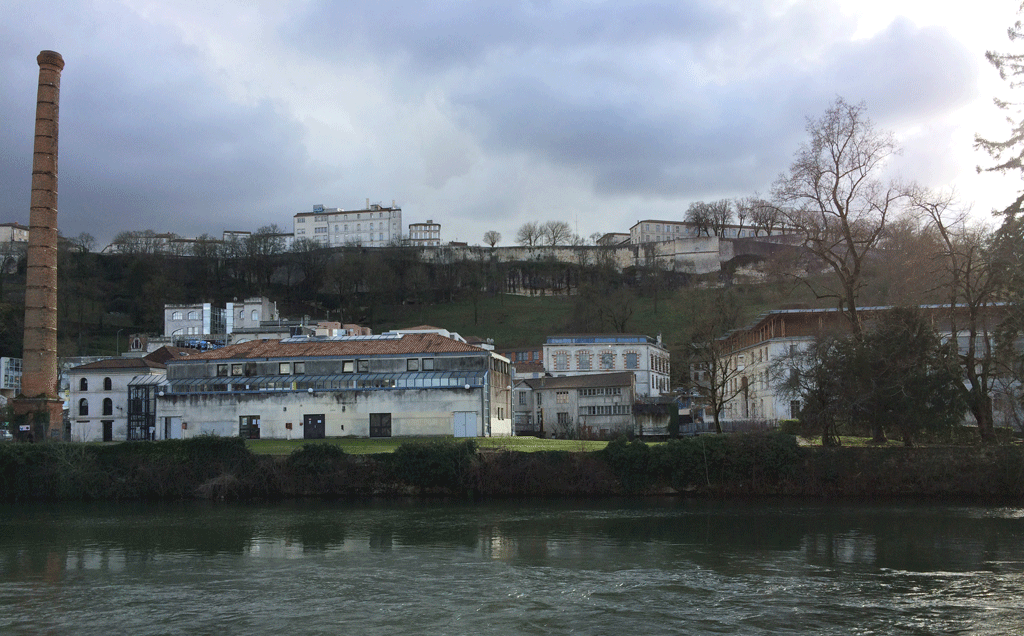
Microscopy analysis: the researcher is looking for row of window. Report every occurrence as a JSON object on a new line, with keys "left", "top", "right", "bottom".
{"left": 579, "top": 405, "right": 631, "bottom": 416}
{"left": 173, "top": 374, "right": 479, "bottom": 394}
{"left": 170, "top": 310, "right": 200, "bottom": 321}
{"left": 216, "top": 358, "right": 443, "bottom": 377}
{"left": 77, "top": 397, "right": 113, "bottom": 417}
{"left": 552, "top": 350, "right": 641, "bottom": 371}
{"left": 78, "top": 377, "right": 113, "bottom": 391}
{"left": 517, "top": 386, "right": 625, "bottom": 404}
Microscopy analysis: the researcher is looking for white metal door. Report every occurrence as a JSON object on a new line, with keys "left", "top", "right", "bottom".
{"left": 453, "top": 412, "right": 477, "bottom": 438}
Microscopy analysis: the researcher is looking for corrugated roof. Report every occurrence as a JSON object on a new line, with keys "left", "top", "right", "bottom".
{"left": 169, "top": 332, "right": 487, "bottom": 362}
{"left": 524, "top": 372, "right": 635, "bottom": 390}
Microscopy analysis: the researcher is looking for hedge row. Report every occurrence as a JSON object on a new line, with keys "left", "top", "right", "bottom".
{"left": 1, "top": 434, "right": 1023, "bottom": 502}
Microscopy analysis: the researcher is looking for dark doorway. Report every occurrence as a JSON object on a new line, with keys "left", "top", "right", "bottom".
{"left": 303, "top": 413, "right": 325, "bottom": 439}
{"left": 102, "top": 420, "right": 113, "bottom": 442}
{"left": 239, "top": 415, "right": 261, "bottom": 439}
{"left": 369, "top": 413, "right": 392, "bottom": 438}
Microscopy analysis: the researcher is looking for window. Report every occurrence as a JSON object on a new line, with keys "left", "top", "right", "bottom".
{"left": 251, "top": 310, "right": 258, "bottom": 321}
{"left": 239, "top": 310, "right": 244, "bottom": 319}
{"left": 407, "top": 358, "right": 419, "bottom": 371}
{"left": 422, "top": 358, "right": 435, "bottom": 371}
{"left": 625, "top": 352, "right": 639, "bottom": 369}
{"left": 231, "top": 364, "right": 243, "bottom": 376}
{"left": 104, "top": 377, "right": 112, "bottom": 391}
{"left": 577, "top": 352, "right": 591, "bottom": 370}
{"left": 556, "top": 391, "right": 569, "bottom": 404}
{"left": 78, "top": 398, "right": 88, "bottom": 416}
{"left": 279, "top": 362, "right": 291, "bottom": 375}
{"left": 358, "top": 359, "right": 369, "bottom": 372}
{"left": 557, "top": 412, "right": 570, "bottom": 424}
{"left": 343, "top": 360, "right": 355, "bottom": 373}
{"left": 171, "top": 311, "right": 183, "bottom": 320}
{"left": 600, "top": 351, "right": 614, "bottom": 370}
{"left": 217, "top": 364, "right": 228, "bottom": 377}
{"left": 315, "top": 227, "right": 327, "bottom": 233}
{"left": 187, "top": 310, "right": 199, "bottom": 320}
{"left": 79, "top": 378, "right": 88, "bottom": 391}
{"left": 102, "top": 398, "right": 113, "bottom": 416}
{"left": 555, "top": 351, "right": 568, "bottom": 371}
{"left": 519, "top": 393, "right": 527, "bottom": 405}
{"left": 536, "top": 393, "right": 542, "bottom": 406}
{"left": 294, "top": 362, "right": 305, "bottom": 374}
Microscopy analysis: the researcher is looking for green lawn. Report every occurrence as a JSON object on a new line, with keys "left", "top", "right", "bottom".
{"left": 245, "top": 436, "right": 610, "bottom": 455}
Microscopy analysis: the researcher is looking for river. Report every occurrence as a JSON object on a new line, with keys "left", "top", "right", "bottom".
{"left": 1, "top": 499, "right": 1022, "bottom": 635}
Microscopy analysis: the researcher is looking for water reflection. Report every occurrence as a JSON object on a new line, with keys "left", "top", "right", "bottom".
{"left": 1, "top": 499, "right": 1022, "bottom": 635}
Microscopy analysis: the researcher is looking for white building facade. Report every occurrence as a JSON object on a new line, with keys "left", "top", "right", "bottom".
{"left": 293, "top": 202, "right": 403, "bottom": 247}
{"left": 158, "top": 332, "right": 512, "bottom": 440}
{"left": 68, "top": 358, "right": 167, "bottom": 442}
{"left": 542, "top": 334, "right": 671, "bottom": 397}
{"left": 408, "top": 220, "right": 441, "bottom": 246}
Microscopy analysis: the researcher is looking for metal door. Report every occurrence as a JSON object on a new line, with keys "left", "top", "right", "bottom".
{"left": 453, "top": 411, "right": 477, "bottom": 438}
{"left": 303, "top": 414, "right": 325, "bottom": 439}
{"left": 369, "top": 413, "right": 392, "bottom": 438}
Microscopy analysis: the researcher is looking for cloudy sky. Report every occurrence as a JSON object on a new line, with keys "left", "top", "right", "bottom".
{"left": 1, "top": 0, "right": 1021, "bottom": 248}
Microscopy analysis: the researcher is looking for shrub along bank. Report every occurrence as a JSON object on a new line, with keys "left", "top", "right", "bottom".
{"left": 1, "top": 434, "right": 1022, "bottom": 502}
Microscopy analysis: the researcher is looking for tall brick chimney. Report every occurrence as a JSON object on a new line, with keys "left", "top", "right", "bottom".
{"left": 14, "top": 51, "right": 65, "bottom": 441}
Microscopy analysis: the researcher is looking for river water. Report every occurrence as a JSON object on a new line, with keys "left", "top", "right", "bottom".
{"left": 1, "top": 499, "right": 1022, "bottom": 635}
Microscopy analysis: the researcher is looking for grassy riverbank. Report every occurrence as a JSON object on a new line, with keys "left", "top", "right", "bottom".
{"left": 1, "top": 434, "right": 1023, "bottom": 502}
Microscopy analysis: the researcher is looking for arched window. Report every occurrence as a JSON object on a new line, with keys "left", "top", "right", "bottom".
{"left": 104, "top": 377, "right": 112, "bottom": 391}
{"left": 171, "top": 311, "right": 183, "bottom": 320}
{"left": 79, "top": 378, "right": 88, "bottom": 391}
{"left": 251, "top": 310, "right": 258, "bottom": 321}
{"left": 239, "top": 310, "right": 244, "bottom": 319}
{"left": 78, "top": 398, "right": 89, "bottom": 416}
{"left": 187, "top": 310, "right": 199, "bottom": 320}
{"left": 103, "top": 398, "right": 113, "bottom": 416}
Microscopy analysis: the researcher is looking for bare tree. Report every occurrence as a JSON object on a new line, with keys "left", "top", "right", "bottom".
{"left": 686, "top": 295, "right": 744, "bottom": 434}
{"left": 515, "top": 222, "right": 542, "bottom": 246}
{"left": 539, "top": 220, "right": 573, "bottom": 246}
{"left": 915, "top": 191, "right": 1003, "bottom": 442}
{"left": 707, "top": 199, "right": 733, "bottom": 237}
{"left": 483, "top": 230, "right": 501, "bottom": 247}
{"left": 685, "top": 202, "right": 712, "bottom": 236}
{"left": 772, "top": 97, "right": 909, "bottom": 337}
{"left": 748, "top": 197, "right": 783, "bottom": 236}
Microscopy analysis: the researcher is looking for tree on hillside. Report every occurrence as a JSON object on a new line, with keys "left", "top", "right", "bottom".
{"left": 685, "top": 202, "right": 712, "bottom": 236}
{"left": 516, "top": 222, "right": 542, "bottom": 246}
{"left": 483, "top": 230, "right": 501, "bottom": 247}
{"left": 685, "top": 294, "right": 744, "bottom": 434}
{"left": 707, "top": 199, "right": 734, "bottom": 237}
{"left": 772, "top": 97, "right": 910, "bottom": 338}
{"left": 748, "top": 197, "right": 783, "bottom": 236}
{"left": 540, "top": 220, "right": 573, "bottom": 246}
{"left": 244, "top": 224, "right": 286, "bottom": 291}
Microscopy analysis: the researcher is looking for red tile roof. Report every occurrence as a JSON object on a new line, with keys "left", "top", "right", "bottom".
{"left": 172, "top": 333, "right": 487, "bottom": 362}
{"left": 72, "top": 357, "right": 167, "bottom": 371}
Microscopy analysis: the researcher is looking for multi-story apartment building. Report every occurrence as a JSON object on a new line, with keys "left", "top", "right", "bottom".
{"left": 163, "top": 297, "right": 277, "bottom": 343}
{"left": 542, "top": 334, "right": 671, "bottom": 397}
{"left": 293, "top": 201, "right": 403, "bottom": 247}
{"left": 0, "top": 222, "right": 30, "bottom": 244}
{"left": 0, "top": 357, "right": 22, "bottom": 397}
{"left": 408, "top": 220, "right": 441, "bottom": 246}
{"left": 629, "top": 219, "right": 764, "bottom": 244}
{"left": 514, "top": 372, "right": 635, "bottom": 438}
{"left": 713, "top": 305, "right": 1021, "bottom": 426}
